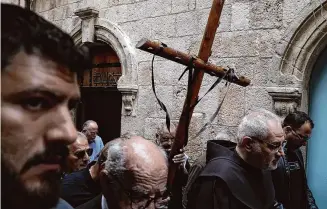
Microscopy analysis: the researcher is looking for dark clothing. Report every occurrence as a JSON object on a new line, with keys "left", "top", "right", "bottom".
{"left": 169, "top": 158, "right": 190, "bottom": 209}
{"left": 75, "top": 195, "right": 102, "bottom": 209}
{"left": 60, "top": 166, "right": 101, "bottom": 207}
{"left": 187, "top": 140, "right": 277, "bottom": 209}
{"left": 182, "top": 154, "right": 206, "bottom": 208}
{"left": 271, "top": 148, "right": 318, "bottom": 209}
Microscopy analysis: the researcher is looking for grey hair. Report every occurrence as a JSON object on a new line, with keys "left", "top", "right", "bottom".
{"left": 82, "top": 120, "right": 97, "bottom": 129}
{"left": 104, "top": 133, "right": 168, "bottom": 178}
{"left": 104, "top": 137, "right": 126, "bottom": 177}
{"left": 237, "top": 109, "right": 281, "bottom": 143}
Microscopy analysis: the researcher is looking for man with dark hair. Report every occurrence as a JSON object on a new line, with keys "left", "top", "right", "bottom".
{"left": 82, "top": 120, "right": 104, "bottom": 162}
{"left": 61, "top": 142, "right": 110, "bottom": 207}
{"left": 1, "top": 4, "right": 90, "bottom": 209}
{"left": 64, "top": 132, "right": 92, "bottom": 174}
{"left": 155, "top": 126, "right": 190, "bottom": 209}
{"left": 187, "top": 110, "right": 285, "bottom": 209}
{"left": 272, "top": 111, "right": 318, "bottom": 209}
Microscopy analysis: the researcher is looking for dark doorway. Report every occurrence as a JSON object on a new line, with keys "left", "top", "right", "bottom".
{"left": 76, "top": 43, "right": 122, "bottom": 144}
{"left": 76, "top": 88, "right": 122, "bottom": 144}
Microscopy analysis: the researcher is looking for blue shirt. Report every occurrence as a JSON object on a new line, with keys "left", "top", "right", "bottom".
{"left": 89, "top": 135, "right": 104, "bottom": 162}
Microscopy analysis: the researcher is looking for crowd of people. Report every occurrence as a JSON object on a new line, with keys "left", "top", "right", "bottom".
{"left": 1, "top": 4, "right": 319, "bottom": 209}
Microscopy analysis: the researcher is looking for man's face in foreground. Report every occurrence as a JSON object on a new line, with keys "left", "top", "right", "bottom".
{"left": 1, "top": 51, "right": 80, "bottom": 208}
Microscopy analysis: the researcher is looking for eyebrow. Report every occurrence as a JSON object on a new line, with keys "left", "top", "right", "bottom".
{"left": 5, "top": 87, "right": 80, "bottom": 102}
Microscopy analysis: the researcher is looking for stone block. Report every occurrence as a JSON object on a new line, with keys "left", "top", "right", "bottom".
{"left": 217, "top": 85, "right": 245, "bottom": 126}
{"left": 119, "top": 19, "right": 153, "bottom": 46}
{"left": 172, "top": 0, "right": 196, "bottom": 13}
{"left": 245, "top": 87, "right": 273, "bottom": 114}
{"left": 143, "top": 117, "right": 166, "bottom": 141}
{"left": 64, "top": 2, "right": 79, "bottom": 18}
{"left": 257, "top": 29, "right": 282, "bottom": 58}
{"left": 210, "top": 57, "right": 255, "bottom": 84}
{"left": 186, "top": 112, "right": 207, "bottom": 161}
{"left": 56, "top": 0, "right": 68, "bottom": 6}
{"left": 195, "top": 0, "right": 213, "bottom": 9}
{"left": 249, "top": 0, "right": 282, "bottom": 29}
{"left": 282, "top": 0, "right": 310, "bottom": 26}
{"left": 252, "top": 57, "right": 274, "bottom": 86}
{"left": 103, "top": 3, "right": 150, "bottom": 23}
{"left": 120, "top": 116, "right": 145, "bottom": 137}
{"left": 172, "top": 85, "right": 187, "bottom": 119}
{"left": 175, "top": 11, "right": 201, "bottom": 36}
{"left": 212, "top": 31, "right": 259, "bottom": 57}
{"left": 146, "top": 0, "right": 172, "bottom": 18}
{"left": 137, "top": 85, "right": 174, "bottom": 119}
{"left": 206, "top": 125, "right": 238, "bottom": 142}
{"left": 194, "top": 84, "right": 220, "bottom": 121}
{"left": 53, "top": 6, "right": 65, "bottom": 20}
{"left": 231, "top": 2, "right": 250, "bottom": 31}
{"left": 151, "top": 15, "right": 177, "bottom": 39}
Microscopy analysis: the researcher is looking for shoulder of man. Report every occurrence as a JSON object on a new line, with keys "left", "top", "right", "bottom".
{"left": 75, "top": 195, "right": 102, "bottom": 209}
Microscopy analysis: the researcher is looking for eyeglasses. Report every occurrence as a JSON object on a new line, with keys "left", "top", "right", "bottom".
{"left": 251, "top": 137, "right": 287, "bottom": 153}
{"left": 74, "top": 148, "right": 93, "bottom": 159}
{"left": 111, "top": 174, "right": 169, "bottom": 209}
{"left": 292, "top": 129, "right": 310, "bottom": 141}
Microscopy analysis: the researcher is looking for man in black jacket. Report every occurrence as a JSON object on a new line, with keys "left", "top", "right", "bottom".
{"left": 187, "top": 109, "right": 286, "bottom": 209}
{"left": 272, "top": 111, "right": 318, "bottom": 209}
{"left": 1, "top": 4, "right": 89, "bottom": 209}
{"left": 156, "top": 126, "right": 190, "bottom": 209}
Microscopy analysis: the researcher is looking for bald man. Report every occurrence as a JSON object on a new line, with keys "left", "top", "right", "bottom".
{"left": 65, "top": 132, "right": 92, "bottom": 174}
{"left": 82, "top": 120, "right": 104, "bottom": 162}
{"left": 76, "top": 134, "right": 169, "bottom": 209}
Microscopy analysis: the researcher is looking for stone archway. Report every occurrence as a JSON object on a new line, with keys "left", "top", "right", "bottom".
{"left": 70, "top": 7, "right": 138, "bottom": 116}
{"left": 268, "top": 1, "right": 327, "bottom": 116}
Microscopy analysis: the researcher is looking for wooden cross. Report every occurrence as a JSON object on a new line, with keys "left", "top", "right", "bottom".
{"left": 136, "top": 0, "right": 250, "bottom": 189}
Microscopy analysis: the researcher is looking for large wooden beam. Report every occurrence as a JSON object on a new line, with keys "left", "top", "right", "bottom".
{"left": 167, "top": 0, "right": 226, "bottom": 188}
{"left": 136, "top": 38, "right": 250, "bottom": 87}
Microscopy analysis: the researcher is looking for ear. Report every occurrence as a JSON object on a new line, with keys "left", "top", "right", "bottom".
{"left": 241, "top": 137, "right": 253, "bottom": 152}
{"left": 283, "top": 126, "right": 293, "bottom": 134}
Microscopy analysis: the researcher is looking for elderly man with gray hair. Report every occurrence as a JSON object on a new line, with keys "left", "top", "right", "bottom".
{"left": 76, "top": 134, "right": 169, "bottom": 209}
{"left": 187, "top": 109, "right": 286, "bottom": 209}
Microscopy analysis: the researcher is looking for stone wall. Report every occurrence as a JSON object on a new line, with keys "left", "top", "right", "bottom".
{"left": 11, "top": 0, "right": 325, "bottom": 162}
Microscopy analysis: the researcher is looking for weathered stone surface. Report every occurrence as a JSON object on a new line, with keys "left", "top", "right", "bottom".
{"left": 217, "top": 85, "right": 245, "bottom": 126}
{"left": 172, "top": 0, "right": 196, "bottom": 13}
{"left": 212, "top": 31, "right": 259, "bottom": 57}
{"left": 231, "top": 2, "right": 250, "bottom": 31}
{"left": 30, "top": 0, "right": 320, "bottom": 162}
{"left": 245, "top": 87, "right": 273, "bottom": 114}
{"left": 249, "top": 0, "right": 282, "bottom": 29}
{"left": 282, "top": 0, "right": 311, "bottom": 27}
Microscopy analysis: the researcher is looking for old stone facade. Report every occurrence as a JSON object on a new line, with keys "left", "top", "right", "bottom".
{"left": 4, "top": 0, "right": 327, "bottom": 162}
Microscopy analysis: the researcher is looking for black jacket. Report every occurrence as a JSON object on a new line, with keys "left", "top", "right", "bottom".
{"left": 186, "top": 140, "right": 280, "bottom": 209}
{"left": 75, "top": 195, "right": 102, "bottom": 209}
{"left": 271, "top": 148, "right": 318, "bottom": 209}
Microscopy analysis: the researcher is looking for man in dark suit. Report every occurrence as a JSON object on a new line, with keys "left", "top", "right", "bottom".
{"left": 76, "top": 134, "right": 170, "bottom": 209}
{"left": 272, "top": 111, "right": 318, "bottom": 209}
{"left": 1, "top": 4, "right": 89, "bottom": 209}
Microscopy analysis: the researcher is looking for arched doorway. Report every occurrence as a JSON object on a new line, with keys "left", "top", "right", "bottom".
{"left": 76, "top": 43, "right": 122, "bottom": 144}
{"left": 307, "top": 47, "right": 327, "bottom": 208}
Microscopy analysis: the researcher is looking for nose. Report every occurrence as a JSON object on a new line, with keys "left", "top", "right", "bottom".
{"left": 277, "top": 147, "right": 285, "bottom": 156}
{"left": 45, "top": 106, "right": 77, "bottom": 145}
{"left": 84, "top": 152, "right": 90, "bottom": 162}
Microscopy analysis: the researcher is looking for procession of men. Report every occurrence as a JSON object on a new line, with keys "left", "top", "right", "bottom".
{"left": 1, "top": 3, "right": 321, "bottom": 209}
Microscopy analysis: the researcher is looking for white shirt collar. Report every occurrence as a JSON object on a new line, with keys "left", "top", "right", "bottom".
{"left": 101, "top": 195, "right": 109, "bottom": 209}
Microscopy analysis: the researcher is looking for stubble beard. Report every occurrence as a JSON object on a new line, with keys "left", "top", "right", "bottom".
{"left": 1, "top": 158, "right": 61, "bottom": 209}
